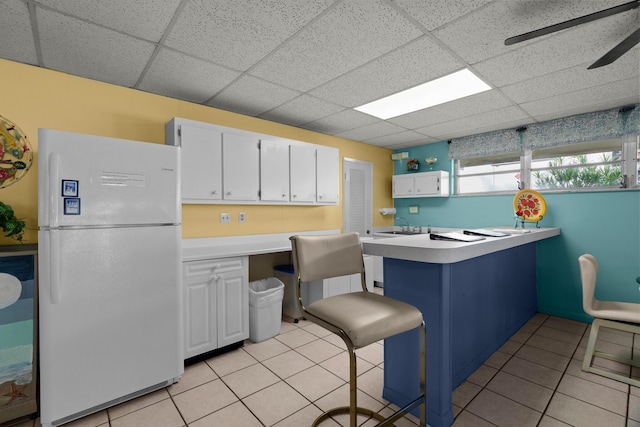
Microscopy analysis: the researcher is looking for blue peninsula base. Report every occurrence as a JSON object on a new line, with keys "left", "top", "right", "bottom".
{"left": 382, "top": 243, "right": 537, "bottom": 427}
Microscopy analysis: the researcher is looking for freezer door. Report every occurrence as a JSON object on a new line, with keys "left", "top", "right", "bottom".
{"left": 38, "top": 129, "right": 180, "bottom": 228}
{"left": 38, "top": 226, "right": 183, "bottom": 425}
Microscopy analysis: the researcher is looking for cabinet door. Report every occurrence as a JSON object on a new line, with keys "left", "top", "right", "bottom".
{"left": 392, "top": 175, "right": 414, "bottom": 197}
{"left": 260, "top": 139, "right": 290, "bottom": 202}
{"left": 216, "top": 257, "right": 249, "bottom": 348}
{"left": 182, "top": 260, "right": 218, "bottom": 359}
{"left": 180, "top": 125, "right": 222, "bottom": 202}
{"left": 414, "top": 173, "right": 440, "bottom": 196}
{"left": 222, "top": 133, "right": 259, "bottom": 201}
{"left": 316, "top": 146, "right": 339, "bottom": 203}
{"left": 290, "top": 145, "right": 316, "bottom": 202}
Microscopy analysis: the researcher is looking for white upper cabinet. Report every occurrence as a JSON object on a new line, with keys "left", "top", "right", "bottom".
{"left": 259, "top": 139, "right": 289, "bottom": 202}
{"left": 167, "top": 117, "right": 338, "bottom": 205}
{"left": 290, "top": 145, "right": 317, "bottom": 203}
{"left": 393, "top": 171, "right": 449, "bottom": 198}
{"left": 222, "top": 132, "right": 259, "bottom": 201}
{"left": 316, "top": 146, "right": 339, "bottom": 203}
{"left": 177, "top": 123, "right": 222, "bottom": 203}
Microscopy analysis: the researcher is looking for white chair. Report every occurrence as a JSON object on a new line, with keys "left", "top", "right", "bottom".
{"left": 290, "top": 232, "right": 426, "bottom": 427}
{"left": 579, "top": 254, "right": 640, "bottom": 387}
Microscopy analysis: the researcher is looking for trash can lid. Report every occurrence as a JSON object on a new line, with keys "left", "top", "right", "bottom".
{"left": 274, "top": 264, "right": 294, "bottom": 274}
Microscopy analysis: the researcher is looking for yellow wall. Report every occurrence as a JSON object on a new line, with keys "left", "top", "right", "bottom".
{"left": 0, "top": 59, "right": 394, "bottom": 245}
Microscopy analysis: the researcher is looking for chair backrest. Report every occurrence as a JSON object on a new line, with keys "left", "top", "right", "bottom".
{"left": 289, "top": 232, "right": 365, "bottom": 283}
{"left": 578, "top": 254, "right": 599, "bottom": 316}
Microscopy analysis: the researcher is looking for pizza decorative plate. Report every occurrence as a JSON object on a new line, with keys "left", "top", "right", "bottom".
{"left": 513, "top": 189, "right": 546, "bottom": 222}
{"left": 0, "top": 115, "right": 33, "bottom": 188}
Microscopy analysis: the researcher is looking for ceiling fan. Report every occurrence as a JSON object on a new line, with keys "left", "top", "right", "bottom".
{"left": 505, "top": 0, "right": 639, "bottom": 69}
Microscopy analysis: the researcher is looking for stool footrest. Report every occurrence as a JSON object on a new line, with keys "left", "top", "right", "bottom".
{"left": 312, "top": 406, "right": 384, "bottom": 426}
{"left": 376, "top": 393, "right": 426, "bottom": 427}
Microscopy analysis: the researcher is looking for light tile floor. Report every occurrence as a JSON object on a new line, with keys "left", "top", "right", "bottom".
{"left": 6, "top": 310, "right": 640, "bottom": 427}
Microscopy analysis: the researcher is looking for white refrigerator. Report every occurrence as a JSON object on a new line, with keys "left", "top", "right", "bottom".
{"left": 37, "top": 129, "right": 183, "bottom": 427}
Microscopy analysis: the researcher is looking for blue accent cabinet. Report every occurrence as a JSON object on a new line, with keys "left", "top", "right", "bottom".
{"left": 382, "top": 243, "right": 537, "bottom": 427}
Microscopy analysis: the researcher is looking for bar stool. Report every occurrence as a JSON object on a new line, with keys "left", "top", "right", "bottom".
{"left": 289, "top": 232, "right": 426, "bottom": 427}
{"left": 579, "top": 254, "right": 640, "bottom": 387}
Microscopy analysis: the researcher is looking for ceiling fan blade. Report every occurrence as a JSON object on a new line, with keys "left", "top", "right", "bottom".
{"left": 505, "top": 0, "right": 639, "bottom": 46}
{"left": 588, "top": 27, "right": 640, "bottom": 69}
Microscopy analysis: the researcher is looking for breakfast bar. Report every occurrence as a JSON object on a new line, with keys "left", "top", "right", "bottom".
{"left": 362, "top": 228, "right": 560, "bottom": 427}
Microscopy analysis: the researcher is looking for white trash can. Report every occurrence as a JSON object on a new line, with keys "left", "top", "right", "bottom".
{"left": 248, "top": 277, "right": 284, "bottom": 343}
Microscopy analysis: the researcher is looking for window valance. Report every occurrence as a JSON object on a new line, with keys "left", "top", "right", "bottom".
{"left": 448, "top": 104, "right": 639, "bottom": 160}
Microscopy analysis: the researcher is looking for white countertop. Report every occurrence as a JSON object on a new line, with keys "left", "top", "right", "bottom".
{"left": 362, "top": 227, "right": 560, "bottom": 264}
{"left": 182, "top": 229, "right": 341, "bottom": 261}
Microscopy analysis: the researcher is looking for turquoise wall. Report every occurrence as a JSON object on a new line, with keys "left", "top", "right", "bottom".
{"left": 393, "top": 142, "right": 640, "bottom": 323}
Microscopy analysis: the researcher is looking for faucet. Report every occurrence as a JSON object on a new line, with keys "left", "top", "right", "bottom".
{"left": 395, "top": 216, "right": 410, "bottom": 232}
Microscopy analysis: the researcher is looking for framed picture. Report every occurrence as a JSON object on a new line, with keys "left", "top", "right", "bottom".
{"left": 63, "top": 198, "right": 81, "bottom": 215}
{"left": 62, "top": 180, "right": 78, "bottom": 197}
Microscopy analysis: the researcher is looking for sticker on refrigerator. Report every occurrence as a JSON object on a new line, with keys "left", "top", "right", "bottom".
{"left": 63, "top": 198, "right": 81, "bottom": 215}
{"left": 62, "top": 180, "right": 78, "bottom": 197}
{"left": 101, "top": 171, "right": 146, "bottom": 187}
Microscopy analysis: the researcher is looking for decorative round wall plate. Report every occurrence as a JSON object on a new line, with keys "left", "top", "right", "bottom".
{"left": 0, "top": 272, "right": 21, "bottom": 309}
{"left": 0, "top": 115, "right": 33, "bottom": 188}
{"left": 514, "top": 189, "right": 546, "bottom": 222}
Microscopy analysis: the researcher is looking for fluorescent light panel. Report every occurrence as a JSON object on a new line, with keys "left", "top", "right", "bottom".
{"left": 354, "top": 69, "right": 491, "bottom": 120}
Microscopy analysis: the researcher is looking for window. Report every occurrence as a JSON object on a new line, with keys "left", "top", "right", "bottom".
{"left": 530, "top": 139, "right": 622, "bottom": 190}
{"left": 456, "top": 153, "right": 521, "bottom": 194}
{"left": 455, "top": 137, "right": 639, "bottom": 195}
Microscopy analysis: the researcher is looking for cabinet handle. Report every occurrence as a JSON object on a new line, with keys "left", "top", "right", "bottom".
{"left": 292, "top": 194, "right": 297, "bottom": 198}
{"left": 210, "top": 274, "right": 219, "bottom": 282}
{"left": 318, "top": 195, "right": 323, "bottom": 199}
{"left": 226, "top": 191, "right": 232, "bottom": 195}
{"left": 282, "top": 194, "right": 286, "bottom": 198}
{"left": 212, "top": 190, "right": 217, "bottom": 195}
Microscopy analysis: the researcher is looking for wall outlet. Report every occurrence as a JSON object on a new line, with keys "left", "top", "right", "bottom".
{"left": 220, "top": 213, "right": 230, "bottom": 224}
{"left": 238, "top": 212, "right": 246, "bottom": 223}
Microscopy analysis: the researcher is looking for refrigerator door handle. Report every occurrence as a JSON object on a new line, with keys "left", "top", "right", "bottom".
{"left": 49, "top": 229, "right": 61, "bottom": 304}
{"left": 48, "top": 153, "right": 61, "bottom": 228}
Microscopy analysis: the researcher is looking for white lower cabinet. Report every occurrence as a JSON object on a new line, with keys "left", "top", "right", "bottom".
{"left": 182, "top": 256, "right": 249, "bottom": 359}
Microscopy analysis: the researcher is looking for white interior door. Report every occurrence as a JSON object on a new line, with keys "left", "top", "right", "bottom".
{"left": 343, "top": 158, "right": 372, "bottom": 237}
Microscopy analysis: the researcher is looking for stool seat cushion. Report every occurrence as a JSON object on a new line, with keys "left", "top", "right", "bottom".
{"left": 306, "top": 291, "right": 423, "bottom": 348}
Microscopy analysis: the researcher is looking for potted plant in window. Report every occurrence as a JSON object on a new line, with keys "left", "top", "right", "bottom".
{"left": 0, "top": 201, "right": 25, "bottom": 242}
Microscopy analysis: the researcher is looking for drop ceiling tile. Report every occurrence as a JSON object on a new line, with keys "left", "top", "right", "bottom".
{"left": 301, "top": 109, "right": 379, "bottom": 135}
{"left": 258, "top": 94, "right": 344, "bottom": 127}
{"left": 520, "top": 78, "right": 640, "bottom": 119}
{"left": 37, "top": 8, "right": 154, "bottom": 87}
{"left": 138, "top": 49, "right": 240, "bottom": 103}
{"left": 250, "top": 0, "right": 424, "bottom": 92}
{"left": 0, "top": 0, "right": 38, "bottom": 64}
{"left": 416, "top": 106, "right": 531, "bottom": 140}
{"left": 36, "top": 0, "right": 182, "bottom": 41}
{"left": 532, "top": 96, "right": 640, "bottom": 123}
{"left": 433, "top": 0, "right": 632, "bottom": 64}
{"left": 164, "top": 0, "right": 334, "bottom": 71}
{"left": 473, "top": 12, "right": 639, "bottom": 87}
{"left": 388, "top": 90, "right": 514, "bottom": 129}
{"left": 337, "top": 121, "right": 407, "bottom": 142}
{"left": 386, "top": 138, "right": 441, "bottom": 149}
{"left": 208, "top": 75, "right": 301, "bottom": 117}
{"left": 309, "top": 36, "right": 465, "bottom": 107}
{"left": 392, "top": 0, "right": 493, "bottom": 31}
{"left": 500, "top": 48, "right": 640, "bottom": 104}
{"left": 363, "top": 130, "right": 436, "bottom": 148}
